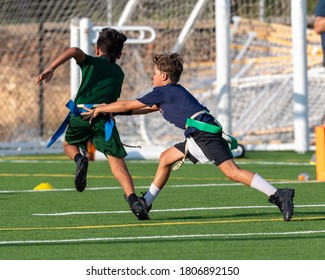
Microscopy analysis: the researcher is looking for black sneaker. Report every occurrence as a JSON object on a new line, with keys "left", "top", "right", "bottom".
{"left": 74, "top": 156, "right": 89, "bottom": 192}
{"left": 131, "top": 200, "right": 150, "bottom": 220}
{"left": 268, "top": 188, "right": 295, "bottom": 221}
{"left": 138, "top": 196, "right": 152, "bottom": 213}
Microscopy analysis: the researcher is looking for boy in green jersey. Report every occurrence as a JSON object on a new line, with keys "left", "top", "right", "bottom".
{"left": 35, "top": 28, "right": 148, "bottom": 220}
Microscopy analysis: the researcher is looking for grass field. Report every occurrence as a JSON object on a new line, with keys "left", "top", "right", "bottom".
{"left": 0, "top": 151, "right": 324, "bottom": 261}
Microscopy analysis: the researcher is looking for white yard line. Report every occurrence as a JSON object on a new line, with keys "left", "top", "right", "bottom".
{"left": 0, "top": 229, "right": 325, "bottom": 246}
{"left": 32, "top": 204, "right": 325, "bottom": 216}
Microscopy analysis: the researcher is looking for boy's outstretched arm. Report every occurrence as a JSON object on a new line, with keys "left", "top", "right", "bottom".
{"left": 132, "top": 106, "right": 158, "bottom": 115}
{"left": 35, "top": 47, "right": 86, "bottom": 85}
{"left": 82, "top": 100, "right": 158, "bottom": 123}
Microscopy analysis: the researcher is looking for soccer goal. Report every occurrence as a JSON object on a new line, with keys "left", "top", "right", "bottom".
{"left": 72, "top": 0, "right": 318, "bottom": 161}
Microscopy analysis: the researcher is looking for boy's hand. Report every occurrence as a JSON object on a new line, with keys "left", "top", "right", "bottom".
{"left": 81, "top": 107, "right": 99, "bottom": 124}
{"left": 35, "top": 68, "right": 54, "bottom": 85}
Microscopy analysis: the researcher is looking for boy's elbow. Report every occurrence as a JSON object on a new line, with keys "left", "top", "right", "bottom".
{"left": 70, "top": 47, "right": 82, "bottom": 52}
{"left": 71, "top": 48, "right": 86, "bottom": 63}
{"left": 67, "top": 47, "right": 80, "bottom": 55}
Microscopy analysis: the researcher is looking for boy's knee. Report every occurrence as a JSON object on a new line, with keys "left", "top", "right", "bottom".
{"left": 160, "top": 150, "right": 175, "bottom": 164}
{"left": 223, "top": 168, "right": 240, "bottom": 181}
{"left": 159, "top": 150, "right": 169, "bottom": 162}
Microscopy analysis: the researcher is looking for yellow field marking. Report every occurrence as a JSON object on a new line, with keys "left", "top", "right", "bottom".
{"left": 1, "top": 216, "right": 324, "bottom": 232}
{"left": 0, "top": 173, "right": 227, "bottom": 181}
{"left": 0, "top": 172, "right": 310, "bottom": 183}
{"left": 0, "top": 156, "right": 68, "bottom": 160}
{"left": 0, "top": 173, "right": 151, "bottom": 179}
{"left": 0, "top": 173, "right": 73, "bottom": 178}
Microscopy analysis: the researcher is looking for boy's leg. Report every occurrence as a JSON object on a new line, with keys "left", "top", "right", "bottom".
{"left": 141, "top": 147, "right": 184, "bottom": 209}
{"left": 106, "top": 155, "right": 149, "bottom": 220}
{"left": 153, "top": 147, "right": 185, "bottom": 187}
{"left": 218, "top": 159, "right": 259, "bottom": 186}
{"left": 63, "top": 140, "right": 88, "bottom": 192}
{"left": 107, "top": 155, "right": 135, "bottom": 196}
{"left": 63, "top": 140, "right": 80, "bottom": 160}
{"left": 217, "top": 159, "right": 295, "bottom": 221}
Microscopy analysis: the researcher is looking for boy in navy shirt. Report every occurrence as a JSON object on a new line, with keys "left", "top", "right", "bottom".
{"left": 82, "top": 53, "right": 295, "bottom": 221}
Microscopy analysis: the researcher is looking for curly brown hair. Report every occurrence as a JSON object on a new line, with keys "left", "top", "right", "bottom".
{"left": 153, "top": 53, "right": 183, "bottom": 83}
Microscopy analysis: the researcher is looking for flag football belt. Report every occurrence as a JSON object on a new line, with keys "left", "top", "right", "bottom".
{"left": 46, "top": 100, "right": 114, "bottom": 148}
{"left": 185, "top": 118, "right": 222, "bottom": 134}
{"left": 185, "top": 111, "right": 238, "bottom": 150}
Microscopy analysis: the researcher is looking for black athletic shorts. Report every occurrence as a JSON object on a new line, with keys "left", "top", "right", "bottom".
{"left": 174, "top": 130, "right": 233, "bottom": 166}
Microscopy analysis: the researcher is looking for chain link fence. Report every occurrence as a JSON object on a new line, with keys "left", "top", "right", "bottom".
{"left": 0, "top": 0, "right": 323, "bottom": 155}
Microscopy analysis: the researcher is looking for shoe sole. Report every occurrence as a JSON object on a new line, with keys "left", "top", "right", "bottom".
{"left": 135, "top": 211, "right": 150, "bottom": 220}
{"left": 75, "top": 157, "right": 88, "bottom": 192}
{"left": 284, "top": 189, "right": 295, "bottom": 221}
{"left": 131, "top": 201, "right": 150, "bottom": 220}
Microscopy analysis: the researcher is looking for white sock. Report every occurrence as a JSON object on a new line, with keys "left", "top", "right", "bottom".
{"left": 143, "top": 183, "right": 161, "bottom": 206}
{"left": 250, "top": 174, "right": 277, "bottom": 196}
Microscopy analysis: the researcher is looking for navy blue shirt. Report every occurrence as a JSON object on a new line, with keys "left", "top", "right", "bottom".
{"left": 315, "top": 0, "right": 325, "bottom": 66}
{"left": 137, "top": 83, "right": 217, "bottom": 137}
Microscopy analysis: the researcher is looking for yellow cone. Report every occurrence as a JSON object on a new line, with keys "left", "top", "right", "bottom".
{"left": 34, "top": 182, "right": 55, "bottom": 191}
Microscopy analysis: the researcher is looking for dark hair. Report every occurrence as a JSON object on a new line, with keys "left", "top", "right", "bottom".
{"left": 96, "top": 28, "right": 127, "bottom": 60}
{"left": 153, "top": 53, "right": 183, "bottom": 83}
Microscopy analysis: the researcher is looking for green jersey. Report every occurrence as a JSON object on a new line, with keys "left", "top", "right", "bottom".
{"left": 65, "top": 54, "right": 127, "bottom": 158}
{"left": 75, "top": 55, "right": 124, "bottom": 105}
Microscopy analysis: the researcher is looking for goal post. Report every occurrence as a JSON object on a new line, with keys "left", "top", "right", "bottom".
{"left": 216, "top": 0, "right": 232, "bottom": 135}
{"left": 291, "top": 0, "right": 309, "bottom": 153}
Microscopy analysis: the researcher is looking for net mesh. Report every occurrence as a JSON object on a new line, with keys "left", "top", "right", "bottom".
{"left": 0, "top": 0, "right": 323, "bottom": 155}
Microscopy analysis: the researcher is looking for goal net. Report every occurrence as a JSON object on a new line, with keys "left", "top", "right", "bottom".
{"left": 0, "top": 0, "right": 323, "bottom": 156}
